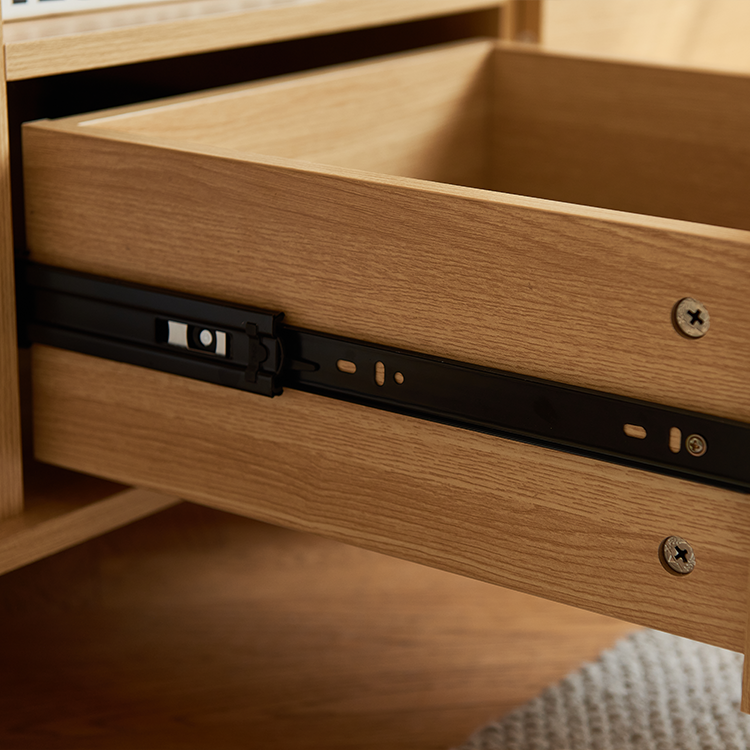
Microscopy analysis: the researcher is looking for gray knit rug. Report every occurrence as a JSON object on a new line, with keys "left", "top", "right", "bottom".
{"left": 456, "top": 629, "right": 750, "bottom": 750}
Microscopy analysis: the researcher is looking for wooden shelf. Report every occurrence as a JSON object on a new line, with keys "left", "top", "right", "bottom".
{"left": 2, "top": 0, "right": 502, "bottom": 79}
{"left": 0, "top": 502, "right": 638, "bottom": 750}
{"left": 0, "top": 460, "right": 179, "bottom": 574}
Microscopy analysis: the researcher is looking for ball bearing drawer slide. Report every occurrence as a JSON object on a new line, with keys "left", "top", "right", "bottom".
{"left": 24, "top": 263, "right": 750, "bottom": 493}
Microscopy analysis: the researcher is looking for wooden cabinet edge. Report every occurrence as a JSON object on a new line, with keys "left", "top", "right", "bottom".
{"left": 0, "top": 4, "right": 24, "bottom": 521}
{"left": 502, "top": 0, "right": 542, "bottom": 42}
{"left": 3, "top": 0, "right": 506, "bottom": 80}
{"left": 0, "top": 485, "right": 181, "bottom": 575}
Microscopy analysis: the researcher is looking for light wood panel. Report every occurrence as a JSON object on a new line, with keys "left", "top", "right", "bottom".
{"left": 0, "top": 462, "right": 179, "bottom": 575}
{"left": 0, "top": 2, "right": 23, "bottom": 520}
{"left": 2, "top": 0, "right": 503, "bottom": 80}
{"left": 493, "top": 45, "right": 750, "bottom": 232}
{"left": 23, "top": 89, "right": 750, "bottom": 423}
{"left": 33, "top": 345, "right": 750, "bottom": 653}
{"left": 502, "top": 0, "right": 542, "bottom": 42}
{"left": 0, "top": 502, "right": 638, "bottom": 750}
{"left": 79, "top": 40, "right": 494, "bottom": 188}
{"left": 543, "top": 0, "right": 750, "bottom": 74}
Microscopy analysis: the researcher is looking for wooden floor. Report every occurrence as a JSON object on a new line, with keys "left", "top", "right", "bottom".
{"left": 0, "top": 498, "right": 637, "bottom": 750}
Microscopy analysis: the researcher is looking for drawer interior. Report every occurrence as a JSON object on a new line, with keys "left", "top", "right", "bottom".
{"left": 66, "top": 38, "right": 750, "bottom": 230}
{"left": 74, "top": 40, "right": 496, "bottom": 191}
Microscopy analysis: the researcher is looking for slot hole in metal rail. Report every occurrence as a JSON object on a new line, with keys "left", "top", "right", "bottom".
{"left": 394, "top": 372, "right": 405, "bottom": 385}
{"left": 669, "top": 427, "right": 682, "bottom": 453}
{"left": 336, "top": 359, "right": 357, "bottom": 374}
{"left": 624, "top": 424, "right": 647, "bottom": 439}
{"left": 375, "top": 361, "right": 385, "bottom": 386}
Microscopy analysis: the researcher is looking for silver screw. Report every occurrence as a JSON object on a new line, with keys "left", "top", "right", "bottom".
{"left": 673, "top": 298, "right": 710, "bottom": 338}
{"left": 662, "top": 536, "right": 696, "bottom": 575}
{"left": 686, "top": 434, "right": 707, "bottom": 457}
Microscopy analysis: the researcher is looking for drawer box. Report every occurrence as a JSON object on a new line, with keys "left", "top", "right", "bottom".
{"left": 23, "top": 39, "right": 750, "bottom": 417}
{"left": 22, "top": 39, "right": 750, "bottom": 648}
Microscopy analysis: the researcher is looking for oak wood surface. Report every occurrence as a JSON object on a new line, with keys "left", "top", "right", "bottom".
{"left": 76, "top": 40, "right": 495, "bottom": 189}
{"left": 493, "top": 45, "right": 750, "bottom": 232}
{"left": 2, "top": 0, "right": 503, "bottom": 80}
{"left": 0, "top": 460, "right": 178, "bottom": 574}
{"left": 88, "top": 41, "right": 750, "bottom": 230}
{"left": 7, "top": 0, "right": 750, "bottom": 730}
{"left": 33, "top": 345, "right": 750, "bottom": 653}
{"left": 23, "top": 43, "right": 750, "bottom": 657}
{"left": 0, "top": 501, "right": 639, "bottom": 750}
{"left": 22, "top": 43, "right": 750, "bottom": 424}
{"left": 0, "top": 2, "right": 23, "bottom": 520}
{"left": 543, "top": 0, "right": 750, "bottom": 74}
{"left": 502, "top": 0, "right": 542, "bottom": 42}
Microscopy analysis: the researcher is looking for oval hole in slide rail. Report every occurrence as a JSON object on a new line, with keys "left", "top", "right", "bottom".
{"left": 375, "top": 361, "right": 386, "bottom": 386}
{"left": 669, "top": 427, "right": 682, "bottom": 453}
{"left": 624, "top": 424, "right": 647, "bottom": 439}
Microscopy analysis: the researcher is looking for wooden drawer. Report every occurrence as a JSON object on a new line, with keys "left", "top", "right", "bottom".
{"left": 22, "top": 39, "right": 750, "bottom": 649}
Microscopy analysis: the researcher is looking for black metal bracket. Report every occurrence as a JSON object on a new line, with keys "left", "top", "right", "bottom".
{"left": 23, "top": 263, "right": 750, "bottom": 493}
{"left": 26, "top": 263, "right": 285, "bottom": 397}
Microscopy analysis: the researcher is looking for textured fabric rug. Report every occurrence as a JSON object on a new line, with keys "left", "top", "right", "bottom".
{"left": 456, "top": 629, "right": 750, "bottom": 750}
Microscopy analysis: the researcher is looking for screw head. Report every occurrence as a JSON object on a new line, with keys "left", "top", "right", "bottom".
{"left": 686, "top": 433, "right": 707, "bottom": 457}
{"left": 662, "top": 536, "right": 696, "bottom": 575}
{"left": 673, "top": 298, "right": 710, "bottom": 338}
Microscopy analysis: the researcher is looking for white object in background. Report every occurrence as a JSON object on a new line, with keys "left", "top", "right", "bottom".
{"left": 2, "top": 0, "right": 171, "bottom": 18}
{"left": 1, "top": 0, "right": 315, "bottom": 21}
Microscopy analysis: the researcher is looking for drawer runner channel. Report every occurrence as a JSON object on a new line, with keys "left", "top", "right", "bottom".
{"left": 24, "top": 263, "right": 750, "bottom": 493}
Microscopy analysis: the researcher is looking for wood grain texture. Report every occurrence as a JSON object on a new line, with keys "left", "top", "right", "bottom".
{"left": 0, "top": 502, "right": 638, "bottom": 750}
{"left": 81, "top": 40, "right": 494, "bottom": 189}
{"left": 0, "top": 4, "right": 23, "bottom": 520}
{"left": 543, "top": 0, "right": 750, "bottom": 74}
{"left": 32, "top": 345, "right": 750, "bottom": 653}
{"left": 22, "top": 52, "right": 750, "bottom": 424}
{"left": 3, "top": 0, "right": 503, "bottom": 80}
{"left": 493, "top": 45, "right": 750, "bottom": 232}
{"left": 0, "top": 462, "right": 178, "bottom": 575}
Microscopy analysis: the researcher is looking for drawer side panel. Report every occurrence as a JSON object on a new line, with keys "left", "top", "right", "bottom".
{"left": 23, "top": 125, "right": 750, "bottom": 422}
{"left": 33, "top": 345, "right": 750, "bottom": 652}
{"left": 78, "top": 40, "right": 495, "bottom": 190}
{"left": 493, "top": 46, "right": 750, "bottom": 232}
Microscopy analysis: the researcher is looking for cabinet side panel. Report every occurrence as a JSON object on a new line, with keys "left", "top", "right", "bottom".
{"left": 0, "top": 9, "right": 24, "bottom": 520}
{"left": 33, "top": 345, "right": 750, "bottom": 652}
{"left": 541, "top": 0, "right": 750, "bottom": 73}
{"left": 493, "top": 46, "right": 750, "bottom": 231}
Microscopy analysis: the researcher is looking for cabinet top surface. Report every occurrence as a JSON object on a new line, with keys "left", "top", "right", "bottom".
{"left": 2, "top": 0, "right": 502, "bottom": 80}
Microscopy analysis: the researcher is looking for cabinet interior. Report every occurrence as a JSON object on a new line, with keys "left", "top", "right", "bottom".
{"left": 67, "top": 38, "right": 750, "bottom": 231}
